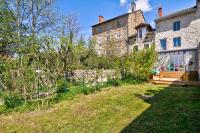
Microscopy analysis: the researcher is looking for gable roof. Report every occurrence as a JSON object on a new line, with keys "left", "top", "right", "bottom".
{"left": 91, "top": 10, "right": 144, "bottom": 27}
{"left": 135, "top": 23, "right": 154, "bottom": 31}
{"left": 155, "top": 6, "right": 197, "bottom": 22}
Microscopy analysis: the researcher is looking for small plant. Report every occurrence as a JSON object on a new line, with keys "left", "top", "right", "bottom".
{"left": 82, "top": 86, "right": 94, "bottom": 95}
{"left": 107, "top": 79, "right": 120, "bottom": 87}
{"left": 4, "top": 94, "right": 24, "bottom": 109}
{"left": 56, "top": 79, "right": 69, "bottom": 94}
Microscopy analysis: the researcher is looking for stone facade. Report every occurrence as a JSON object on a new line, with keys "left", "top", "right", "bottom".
{"left": 92, "top": 10, "right": 145, "bottom": 56}
{"left": 155, "top": 6, "right": 200, "bottom": 52}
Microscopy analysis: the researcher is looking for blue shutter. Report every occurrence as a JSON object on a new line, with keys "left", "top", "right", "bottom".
{"left": 173, "top": 23, "right": 176, "bottom": 31}
{"left": 177, "top": 22, "right": 180, "bottom": 30}
{"left": 178, "top": 37, "right": 181, "bottom": 46}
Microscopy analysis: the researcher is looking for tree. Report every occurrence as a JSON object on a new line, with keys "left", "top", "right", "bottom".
{"left": 0, "top": 0, "right": 17, "bottom": 56}
{"left": 55, "top": 14, "right": 80, "bottom": 78}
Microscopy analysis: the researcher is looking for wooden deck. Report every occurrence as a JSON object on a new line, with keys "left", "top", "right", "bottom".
{"left": 149, "top": 80, "right": 200, "bottom": 87}
{"left": 150, "top": 71, "right": 200, "bottom": 86}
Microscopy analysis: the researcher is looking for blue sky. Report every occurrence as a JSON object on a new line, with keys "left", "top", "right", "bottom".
{"left": 55, "top": 0, "right": 196, "bottom": 39}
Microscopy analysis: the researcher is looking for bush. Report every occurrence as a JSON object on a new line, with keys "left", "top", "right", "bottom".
{"left": 4, "top": 94, "right": 24, "bottom": 109}
{"left": 56, "top": 79, "right": 69, "bottom": 94}
{"left": 82, "top": 86, "right": 94, "bottom": 95}
{"left": 107, "top": 79, "right": 120, "bottom": 87}
{"left": 121, "top": 45, "right": 158, "bottom": 83}
{"left": 121, "top": 76, "right": 139, "bottom": 85}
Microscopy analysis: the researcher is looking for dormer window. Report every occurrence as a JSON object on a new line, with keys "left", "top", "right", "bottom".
{"left": 173, "top": 21, "right": 180, "bottom": 31}
{"left": 139, "top": 29, "right": 143, "bottom": 39}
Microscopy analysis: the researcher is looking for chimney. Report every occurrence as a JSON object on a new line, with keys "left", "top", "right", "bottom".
{"left": 99, "top": 16, "right": 104, "bottom": 23}
{"left": 131, "top": 1, "right": 136, "bottom": 13}
{"left": 158, "top": 6, "right": 163, "bottom": 18}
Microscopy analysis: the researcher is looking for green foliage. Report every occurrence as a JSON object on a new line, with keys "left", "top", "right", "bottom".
{"left": 107, "top": 79, "right": 121, "bottom": 87}
{"left": 56, "top": 79, "right": 69, "bottom": 94}
{"left": 4, "top": 94, "right": 24, "bottom": 109}
{"left": 121, "top": 45, "right": 158, "bottom": 82}
{"left": 82, "top": 86, "right": 95, "bottom": 95}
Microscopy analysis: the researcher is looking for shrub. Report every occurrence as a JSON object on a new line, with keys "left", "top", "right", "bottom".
{"left": 56, "top": 79, "right": 69, "bottom": 94}
{"left": 121, "top": 45, "right": 158, "bottom": 83}
{"left": 4, "top": 94, "right": 24, "bottom": 108}
{"left": 107, "top": 79, "right": 120, "bottom": 87}
{"left": 82, "top": 86, "right": 94, "bottom": 95}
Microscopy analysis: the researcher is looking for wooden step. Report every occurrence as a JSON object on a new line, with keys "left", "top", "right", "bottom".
{"left": 160, "top": 72, "right": 184, "bottom": 79}
{"left": 163, "top": 76, "right": 183, "bottom": 78}
{"left": 149, "top": 80, "right": 200, "bottom": 86}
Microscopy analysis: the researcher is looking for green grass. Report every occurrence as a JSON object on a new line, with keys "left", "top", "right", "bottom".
{"left": 0, "top": 83, "right": 200, "bottom": 133}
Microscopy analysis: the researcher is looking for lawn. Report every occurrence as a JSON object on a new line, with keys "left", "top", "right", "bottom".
{"left": 0, "top": 83, "right": 200, "bottom": 133}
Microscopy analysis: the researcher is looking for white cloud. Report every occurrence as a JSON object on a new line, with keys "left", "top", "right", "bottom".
{"left": 120, "top": 0, "right": 127, "bottom": 6}
{"left": 135, "top": 0, "right": 152, "bottom": 12}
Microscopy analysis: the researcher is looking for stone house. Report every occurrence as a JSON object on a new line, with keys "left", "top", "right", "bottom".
{"left": 155, "top": 0, "right": 200, "bottom": 80}
{"left": 91, "top": 2, "right": 145, "bottom": 56}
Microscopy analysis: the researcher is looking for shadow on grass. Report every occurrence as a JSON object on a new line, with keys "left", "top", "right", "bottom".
{"left": 120, "top": 85, "right": 200, "bottom": 133}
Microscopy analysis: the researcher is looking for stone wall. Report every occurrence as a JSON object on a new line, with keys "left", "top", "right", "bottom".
{"left": 155, "top": 9, "right": 200, "bottom": 52}
{"left": 68, "top": 70, "right": 119, "bottom": 84}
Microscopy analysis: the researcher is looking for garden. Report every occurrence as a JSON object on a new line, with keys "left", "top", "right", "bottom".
{"left": 1, "top": 1, "right": 199, "bottom": 133}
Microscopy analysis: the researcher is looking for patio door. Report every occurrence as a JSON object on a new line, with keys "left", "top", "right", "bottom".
{"left": 168, "top": 51, "right": 184, "bottom": 72}
{"left": 159, "top": 50, "right": 197, "bottom": 72}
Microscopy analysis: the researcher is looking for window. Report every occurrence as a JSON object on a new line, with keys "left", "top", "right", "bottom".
{"left": 106, "top": 36, "right": 110, "bottom": 42}
{"left": 173, "top": 37, "right": 181, "bottom": 47}
{"left": 160, "top": 39, "right": 167, "bottom": 50}
{"left": 117, "top": 21, "right": 121, "bottom": 27}
{"left": 139, "top": 29, "right": 143, "bottom": 39}
{"left": 144, "top": 43, "right": 149, "bottom": 49}
{"left": 173, "top": 21, "right": 180, "bottom": 31}
{"left": 97, "top": 37, "right": 102, "bottom": 45}
{"left": 115, "top": 32, "right": 121, "bottom": 40}
{"left": 98, "top": 27, "right": 102, "bottom": 33}
{"left": 106, "top": 25, "right": 111, "bottom": 31}
{"left": 133, "top": 45, "right": 138, "bottom": 51}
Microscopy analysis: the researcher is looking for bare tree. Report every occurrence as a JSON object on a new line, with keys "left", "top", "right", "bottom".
{"left": 54, "top": 14, "right": 80, "bottom": 78}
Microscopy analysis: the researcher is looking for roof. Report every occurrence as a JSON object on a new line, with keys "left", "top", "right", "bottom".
{"left": 91, "top": 10, "right": 143, "bottom": 27}
{"left": 155, "top": 6, "right": 197, "bottom": 22}
{"left": 135, "top": 23, "right": 154, "bottom": 31}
